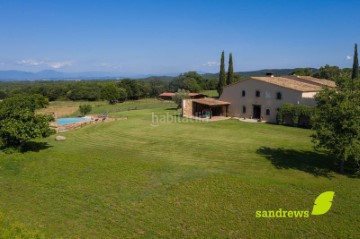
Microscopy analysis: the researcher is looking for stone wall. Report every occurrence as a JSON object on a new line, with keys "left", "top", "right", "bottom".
{"left": 182, "top": 99, "right": 193, "bottom": 117}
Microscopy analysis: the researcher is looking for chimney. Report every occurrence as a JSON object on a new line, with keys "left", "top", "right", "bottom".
{"left": 266, "top": 72, "right": 274, "bottom": 77}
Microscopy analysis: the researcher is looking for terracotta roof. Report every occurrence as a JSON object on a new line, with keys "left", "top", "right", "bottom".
{"left": 250, "top": 77, "right": 324, "bottom": 92}
{"left": 159, "top": 92, "right": 175, "bottom": 97}
{"left": 283, "top": 75, "right": 336, "bottom": 88}
{"left": 192, "top": 97, "right": 230, "bottom": 106}
{"left": 159, "top": 92, "right": 205, "bottom": 97}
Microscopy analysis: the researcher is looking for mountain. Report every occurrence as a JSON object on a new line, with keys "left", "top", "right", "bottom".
{"left": 36, "top": 70, "right": 65, "bottom": 78}
{"left": 0, "top": 70, "right": 36, "bottom": 80}
{"left": 0, "top": 68, "right": 318, "bottom": 81}
{"left": 0, "top": 70, "right": 124, "bottom": 81}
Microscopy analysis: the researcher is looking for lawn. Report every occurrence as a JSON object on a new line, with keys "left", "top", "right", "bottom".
{"left": 0, "top": 99, "right": 359, "bottom": 238}
{"left": 200, "top": 90, "right": 218, "bottom": 98}
{"left": 37, "top": 99, "right": 176, "bottom": 117}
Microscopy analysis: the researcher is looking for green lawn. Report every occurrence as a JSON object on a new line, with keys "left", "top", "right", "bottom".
{"left": 200, "top": 90, "right": 218, "bottom": 98}
{"left": 0, "top": 100, "right": 359, "bottom": 238}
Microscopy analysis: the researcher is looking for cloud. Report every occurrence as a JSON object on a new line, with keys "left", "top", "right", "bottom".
{"left": 203, "top": 61, "right": 220, "bottom": 67}
{"left": 17, "top": 59, "right": 44, "bottom": 66}
{"left": 346, "top": 55, "right": 352, "bottom": 60}
{"left": 100, "top": 62, "right": 122, "bottom": 69}
{"left": 17, "top": 59, "right": 72, "bottom": 69}
{"left": 47, "top": 61, "right": 72, "bottom": 69}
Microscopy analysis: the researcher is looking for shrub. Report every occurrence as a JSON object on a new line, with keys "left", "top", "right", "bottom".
{"left": 172, "top": 89, "right": 190, "bottom": 109}
{"left": 79, "top": 104, "right": 92, "bottom": 116}
{"left": 277, "top": 103, "right": 314, "bottom": 128}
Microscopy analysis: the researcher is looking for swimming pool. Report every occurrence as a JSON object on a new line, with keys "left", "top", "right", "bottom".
{"left": 57, "top": 117, "right": 92, "bottom": 125}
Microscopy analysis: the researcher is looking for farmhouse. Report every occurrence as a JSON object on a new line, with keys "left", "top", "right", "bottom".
{"left": 219, "top": 75, "right": 336, "bottom": 122}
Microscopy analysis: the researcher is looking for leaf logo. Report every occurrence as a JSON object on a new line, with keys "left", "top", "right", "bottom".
{"left": 311, "top": 191, "right": 335, "bottom": 215}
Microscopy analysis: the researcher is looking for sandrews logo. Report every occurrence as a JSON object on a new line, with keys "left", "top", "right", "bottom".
{"left": 256, "top": 191, "right": 335, "bottom": 218}
{"left": 311, "top": 191, "right": 335, "bottom": 215}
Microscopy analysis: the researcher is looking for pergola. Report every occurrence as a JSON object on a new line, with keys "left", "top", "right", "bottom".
{"left": 191, "top": 98, "right": 230, "bottom": 119}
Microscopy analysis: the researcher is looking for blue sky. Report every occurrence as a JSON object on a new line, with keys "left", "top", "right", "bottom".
{"left": 0, "top": 0, "right": 359, "bottom": 74}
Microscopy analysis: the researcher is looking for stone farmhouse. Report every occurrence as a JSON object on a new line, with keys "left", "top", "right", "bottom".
{"left": 182, "top": 75, "right": 335, "bottom": 123}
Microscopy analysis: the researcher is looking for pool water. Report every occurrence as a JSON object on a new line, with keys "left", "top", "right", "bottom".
{"left": 57, "top": 117, "right": 92, "bottom": 125}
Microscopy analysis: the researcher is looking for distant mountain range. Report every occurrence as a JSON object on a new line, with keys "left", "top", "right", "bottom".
{"left": 0, "top": 68, "right": 318, "bottom": 81}
{"left": 0, "top": 70, "right": 127, "bottom": 81}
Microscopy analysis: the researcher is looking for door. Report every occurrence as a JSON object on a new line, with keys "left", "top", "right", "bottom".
{"left": 253, "top": 105, "right": 261, "bottom": 119}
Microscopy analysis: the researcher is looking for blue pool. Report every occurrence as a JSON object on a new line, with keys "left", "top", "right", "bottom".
{"left": 57, "top": 117, "right": 92, "bottom": 125}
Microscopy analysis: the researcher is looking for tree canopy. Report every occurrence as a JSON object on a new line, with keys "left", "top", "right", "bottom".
{"left": 172, "top": 89, "right": 190, "bottom": 109}
{"left": 0, "top": 95, "right": 54, "bottom": 148}
{"left": 290, "top": 68, "right": 313, "bottom": 76}
{"left": 226, "top": 53, "right": 234, "bottom": 85}
{"left": 101, "top": 84, "right": 121, "bottom": 104}
{"left": 169, "top": 71, "right": 217, "bottom": 93}
{"left": 352, "top": 43, "right": 359, "bottom": 80}
{"left": 312, "top": 77, "right": 360, "bottom": 173}
{"left": 217, "top": 51, "right": 226, "bottom": 96}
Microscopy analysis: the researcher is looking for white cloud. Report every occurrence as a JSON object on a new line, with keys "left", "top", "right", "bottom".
{"left": 17, "top": 59, "right": 44, "bottom": 66}
{"left": 47, "top": 61, "right": 72, "bottom": 69}
{"left": 346, "top": 55, "right": 352, "bottom": 60}
{"left": 17, "top": 59, "right": 72, "bottom": 69}
{"left": 100, "top": 62, "right": 122, "bottom": 69}
{"left": 203, "top": 61, "right": 220, "bottom": 67}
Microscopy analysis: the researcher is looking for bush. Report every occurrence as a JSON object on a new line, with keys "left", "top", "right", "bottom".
{"left": 172, "top": 89, "right": 190, "bottom": 109}
{"left": 276, "top": 103, "right": 314, "bottom": 128}
{"left": 79, "top": 104, "right": 92, "bottom": 116}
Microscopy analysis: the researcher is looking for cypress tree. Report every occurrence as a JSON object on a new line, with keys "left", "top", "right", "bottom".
{"left": 217, "top": 51, "right": 226, "bottom": 96}
{"left": 226, "top": 53, "right": 234, "bottom": 85}
{"left": 352, "top": 43, "right": 359, "bottom": 80}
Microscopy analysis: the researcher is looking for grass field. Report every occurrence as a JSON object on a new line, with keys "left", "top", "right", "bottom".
{"left": 200, "top": 90, "right": 218, "bottom": 98}
{"left": 38, "top": 99, "right": 176, "bottom": 117}
{"left": 1, "top": 99, "right": 359, "bottom": 238}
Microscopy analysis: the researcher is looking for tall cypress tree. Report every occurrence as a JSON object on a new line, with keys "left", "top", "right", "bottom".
{"left": 217, "top": 51, "right": 226, "bottom": 96}
{"left": 226, "top": 53, "right": 234, "bottom": 85}
{"left": 352, "top": 43, "right": 359, "bottom": 80}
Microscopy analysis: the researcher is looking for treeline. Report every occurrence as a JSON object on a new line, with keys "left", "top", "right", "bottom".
{"left": 0, "top": 72, "right": 223, "bottom": 102}
{"left": 291, "top": 65, "right": 353, "bottom": 80}
{"left": 0, "top": 64, "right": 354, "bottom": 102}
{"left": 0, "top": 78, "right": 167, "bottom": 101}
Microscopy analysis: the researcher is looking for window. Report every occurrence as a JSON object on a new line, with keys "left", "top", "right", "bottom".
{"left": 266, "top": 109, "right": 270, "bottom": 115}
{"left": 242, "top": 106, "right": 246, "bottom": 113}
{"left": 256, "top": 90, "right": 260, "bottom": 97}
{"left": 242, "top": 90, "right": 246, "bottom": 97}
{"left": 276, "top": 92, "right": 282, "bottom": 100}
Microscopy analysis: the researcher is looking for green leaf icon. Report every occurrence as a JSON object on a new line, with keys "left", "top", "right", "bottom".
{"left": 311, "top": 191, "right": 335, "bottom": 215}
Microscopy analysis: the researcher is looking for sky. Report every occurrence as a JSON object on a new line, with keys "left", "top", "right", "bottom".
{"left": 0, "top": 0, "right": 359, "bottom": 75}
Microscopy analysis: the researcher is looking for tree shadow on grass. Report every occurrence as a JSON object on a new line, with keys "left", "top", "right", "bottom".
{"left": 18, "top": 141, "right": 52, "bottom": 153}
{"left": 1, "top": 141, "right": 52, "bottom": 154}
{"left": 256, "top": 146, "right": 336, "bottom": 178}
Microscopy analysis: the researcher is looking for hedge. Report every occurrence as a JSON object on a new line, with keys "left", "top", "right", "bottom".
{"left": 276, "top": 103, "right": 315, "bottom": 128}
